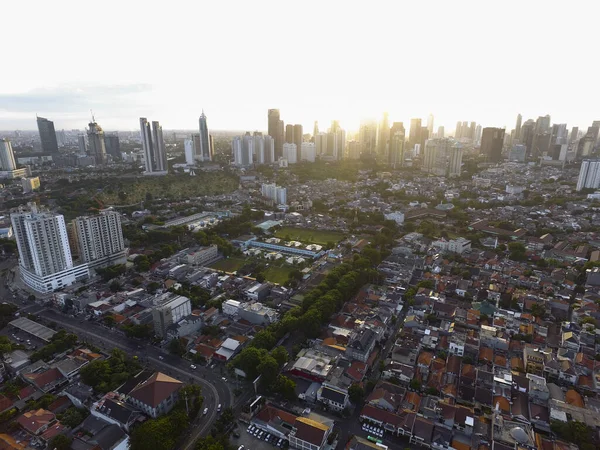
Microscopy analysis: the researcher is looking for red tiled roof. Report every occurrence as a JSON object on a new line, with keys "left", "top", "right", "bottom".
{"left": 17, "top": 409, "right": 55, "bottom": 435}
{"left": 360, "top": 404, "right": 404, "bottom": 427}
{"left": 47, "top": 396, "right": 71, "bottom": 413}
{"left": 255, "top": 405, "right": 297, "bottom": 425}
{"left": 293, "top": 417, "right": 329, "bottom": 447}
{"left": 0, "top": 396, "right": 14, "bottom": 413}
{"left": 40, "top": 422, "right": 65, "bottom": 441}
{"left": 128, "top": 372, "right": 183, "bottom": 408}
{"left": 24, "top": 368, "right": 65, "bottom": 390}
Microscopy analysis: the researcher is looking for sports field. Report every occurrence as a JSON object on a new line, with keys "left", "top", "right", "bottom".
{"left": 274, "top": 227, "right": 344, "bottom": 245}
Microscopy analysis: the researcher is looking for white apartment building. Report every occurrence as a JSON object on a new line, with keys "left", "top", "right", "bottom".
{"left": 576, "top": 159, "right": 600, "bottom": 191}
{"left": 261, "top": 183, "right": 287, "bottom": 205}
{"left": 72, "top": 210, "right": 126, "bottom": 269}
{"left": 11, "top": 204, "right": 89, "bottom": 293}
{"left": 301, "top": 143, "right": 316, "bottom": 162}
{"left": 432, "top": 237, "right": 471, "bottom": 254}
{"left": 283, "top": 143, "right": 297, "bottom": 164}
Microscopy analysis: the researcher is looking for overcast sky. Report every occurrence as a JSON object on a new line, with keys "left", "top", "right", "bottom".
{"left": 1, "top": 0, "right": 598, "bottom": 133}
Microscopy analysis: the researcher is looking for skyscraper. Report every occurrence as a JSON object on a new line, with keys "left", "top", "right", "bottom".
{"left": 198, "top": 111, "right": 213, "bottom": 161}
{"left": 72, "top": 210, "right": 126, "bottom": 268}
{"left": 301, "top": 143, "right": 316, "bottom": 162}
{"left": 283, "top": 143, "right": 297, "bottom": 164}
{"left": 104, "top": 134, "right": 121, "bottom": 159}
{"left": 36, "top": 116, "right": 59, "bottom": 153}
{"left": 315, "top": 133, "right": 328, "bottom": 156}
{"left": 576, "top": 159, "right": 600, "bottom": 191}
{"left": 409, "top": 118, "right": 422, "bottom": 150}
{"left": 78, "top": 135, "right": 87, "bottom": 155}
{"left": 293, "top": 124, "right": 303, "bottom": 161}
{"left": 263, "top": 136, "right": 275, "bottom": 164}
{"left": 378, "top": 112, "right": 390, "bottom": 157}
{"left": 268, "top": 109, "right": 284, "bottom": 159}
{"left": 427, "top": 114, "right": 434, "bottom": 138}
{"left": 11, "top": 204, "right": 89, "bottom": 293}
{"left": 0, "top": 139, "right": 17, "bottom": 171}
{"left": 520, "top": 120, "right": 535, "bottom": 156}
{"left": 285, "top": 124, "right": 294, "bottom": 144}
{"left": 480, "top": 127, "right": 505, "bottom": 162}
{"left": 359, "top": 120, "right": 377, "bottom": 155}
{"left": 140, "top": 118, "right": 168, "bottom": 175}
{"left": 455, "top": 121, "right": 462, "bottom": 139}
{"left": 449, "top": 143, "right": 463, "bottom": 177}
{"left": 313, "top": 121, "right": 319, "bottom": 141}
{"left": 551, "top": 124, "right": 568, "bottom": 146}
{"left": 232, "top": 134, "right": 253, "bottom": 166}
{"left": 87, "top": 120, "right": 107, "bottom": 165}
{"left": 437, "top": 126, "right": 445, "bottom": 139}
{"left": 515, "top": 114, "right": 522, "bottom": 142}
{"left": 388, "top": 122, "right": 405, "bottom": 167}
{"left": 570, "top": 127, "right": 579, "bottom": 143}
{"left": 423, "top": 138, "right": 453, "bottom": 176}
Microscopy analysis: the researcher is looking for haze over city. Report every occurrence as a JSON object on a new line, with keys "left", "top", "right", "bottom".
{"left": 2, "top": 0, "right": 599, "bottom": 132}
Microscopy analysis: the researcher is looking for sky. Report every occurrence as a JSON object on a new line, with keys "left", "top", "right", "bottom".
{"left": 1, "top": 0, "right": 599, "bottom": 134}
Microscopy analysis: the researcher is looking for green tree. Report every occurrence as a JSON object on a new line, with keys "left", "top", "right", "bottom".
{"left": 270, "top": 346, "right": 289, "bottom": 367}
{"left": 257, "top": 355, "right": 279, "bottom": 386}
{"left": 409, "top": 379, "right": 421, "bottom": 391}
{"left": 348, "top": 384, "right": 365, "bottom": 404}
{"left": 169, "top": 338, "right": 186, "bottom": 356}
{"left": 251, "top": 330, "right": 276, "bottom": 350}
{"left": 273, "top": 375, "right": 297, "bottom": 400}
{"left": 49, "top": 434, "right": 72, "bottom": 450}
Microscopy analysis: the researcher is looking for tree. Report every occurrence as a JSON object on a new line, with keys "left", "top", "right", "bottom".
{"left": 409, "top": 379, "right": 421, "bottom": 391}
{"left": 49, "top": 435, "right": 72, "bottom": 450}
{"left": 169, "top": 338, "right": 186, "bottom": 356}
{"left": 257, "top": 355, "right": 279, "bottom": 386}
{"left": 348, "top": 384, "right": 365, "bottom": 404}
{"left": 531, "top": 303, "right": 546, "bottom": 319}
{"left": 251, "top": 330, "right": 276, "bottom": 350}
{"left": 273, "top": 375, "right": 296, "bottom": 400}
{"left": 270, "top": 346, "right": 289, "bottom": 367}
{"left": 109, "top": 280, "right": 121, "bottom": 292}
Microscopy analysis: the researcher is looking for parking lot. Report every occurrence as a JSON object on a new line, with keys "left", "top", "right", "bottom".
{"left": 232, "top": 423, "right": 288, "bottom": 450}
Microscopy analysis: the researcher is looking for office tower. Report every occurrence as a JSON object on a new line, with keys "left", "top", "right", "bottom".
{"left": 140, "top": 118, "right": 168, "bottom": 174}
{"left": 509, "top": 144, "right": 527, "bottom": 162}
{"left": 78, "top": 135, "right": 87, "bottom": 155}
{"left": 87, "top": 120, "right": 107, "bottom": 165}
{"left": 232, "top": 133, "right": 254, "bottom": 166}
{"left": 532, "top": 132, "right": 551, "bottom": 157}
{"left": 358, "top": 120, "right": 377, "bottom": 155}
{"left": 11, "top": 204, "right": 89, "bottom": 293}
{"left": 455, "top": 121, "right": 462, "bottom": 139}
{"left": 588, "top": 123, "right": 600, "bottom": 147}
{"left": 448, "top": 143, "right": 463, "bottom": 177}
{"left": 578, "top": 133, "right": 595, "bottom": 159}
{"left": 285, "top": 124, "right": 294, "bottom": 143}
{"left": 315, "top": 133, "right": 328, "bottom": 156}
{"left": 535, "top": 115, "right": 551, "bottom": 134}
{"left": 283, "top": 143, "right": 297, "bottom": 164}
{"left": 409, "top": 118, "right": 422, "bottom": 150}
{"left": 515, "top": 114, "right": 522, "bottom": 142}
{"left": 576, "top": 159, "right": 600, "bottom": 191}
{"left": 36, "top": 116, "right": 59, "bottom": 153}
{"left": 268, "top": 109, "right": 284, "bottom": 159}
{"left": 481, "top": 127, "right": 505, "bottom": 162}
{"left": 198, "top": 111, "right": 213, "bottom": 161}
{"left": 469, "top": 122, "right": 476, "bottom": 141}
{"left": 388, "top": 122, "right": 405, "bottom": 167}
{"left": 313, "top": 121, "right": 319, "bottom": 141}
{"left": 419, "top": 127, "right": 429, "bottom": 153}
{"left": 551, "top": 124, "right": 568, "bottom": 146}
{"left": 332, "top": 128, "right": 346, "bottom": 160}
{"left": 293, "top": 124, "right": 303, "bottom": 161}
{"left": 0, "top": 139, "right": 17, "bottom": 171}
{"left": 184, "top": 138, "right": 195, "bottom": 165}
{"left": 301, "top": 142, "right": 316, "bottom": 162}
{"left": 422, "top": 138, "right": 453, "bottom": 176}
{"left": 263, "top": 136, "right": 275, "bottom": 163}
{"left": 520, "top": 120, "right": 535, "bottom": 155}
{"left": 72, "top": 210, "right": 126, "bottom": 268}
{"left": 378, "top": 112, "right": 390, "bottom": 157}
{"left": 56, "top": 130, "right": 66, "bottom": 147}
{"left": 475, "top": 125, "right": 482, "bottom": 144}
{"left": 427, "top": 114, "right": 434, "bottom": 138}
{"left": 570, "top": 127, "right": 579, "bottom": 143}
{"left": 253, "top": 133, "right": 264, "bottom": 163}
{"left": 437, "top": 126, "right": 445, "bottom": 139}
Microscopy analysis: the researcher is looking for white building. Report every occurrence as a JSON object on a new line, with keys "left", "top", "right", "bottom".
{"left": 384, "top": 211, "right": 405, "bottom": 224}
{"left": 576, "top": 159, "right": 600, "bottom": 191}
{"left": 301, "top": 143, "right": 316, "bottom": 162}
{"left": 431, "top": 237, "right": 471, "bottom": 254}
{"left": 315, "top": 133, "right": 327, "bottom": 156}
{"left": 11, "top": 204, "right": 89, "bottom": 293}
{"left": 72, "top": 210, "right": 126, "bottom": 269}
{"left": 222, "top": 299, "right": 241, "bottom": 316}
{"left": 22, "top": 177, "right": 40, "bottom": 194}
{"left": 0, "top": 139, "right": 17, "bottom": 170}
{"left": 232, "top": 135, "right": 254, "bottom": 166}
{"left": 140, "top": 118, "right": 168, "bottom": 175}
{"left": 152, "top": 295, "right": 192, "bottom": 338}
{"left": 261, "top": 183, "right": 287, "bottom": 205}
{"left": 283, "top": 143, "right": 297, "bottom": 164}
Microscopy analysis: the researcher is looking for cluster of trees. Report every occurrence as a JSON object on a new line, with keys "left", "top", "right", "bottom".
{"left": 80, "top": 348, "right": 142, "bottom": 393}
{"left": 0, "top": 238, "right": 17, "bottom": 254}
{"left": 30, "top": 330, "right": 78, "bottom": 362}
{"left": 403, "top": 280, "right": 435, "bottom": 305}
{"left": 57, "top": 406, "right": 89, "bottom": 428}
{"left": 551, "top": 420, "right": 598, "bottom": 450}
{"left": 508, "top": 242, "right": 527, "bottom": 261}
{"left": 171, "top": 283, "right": 213, "bottom": 309}
{"left": 96, "top": 264, "right": 127, "bottom": 282}
{"left": 130, "top": 385, "right": 203, "bottom": 450}
{"left": 0, "top": 303, "right": 18, "bottom": 330}
{"left": 122, "top": 324, "right": 153, "bottom": 339}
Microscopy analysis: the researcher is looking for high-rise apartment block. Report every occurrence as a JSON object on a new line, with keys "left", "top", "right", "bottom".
{"left": 315, "top": 133, "right": 328, "bottom": 156}
{"left": 268, "top": 109, "right": 284, "bottom": 159}
{"left": 232, "top": 134, "right": 254, "bottom": 166}
{"left": 576, "top": 159, "right": 600, "bottom": 191}
{"left": 293, "top": 124, "right": 303, "bottom": 161}
{"left": 140, "top": 118, "right": 168, "bottom": 175}
{"left": 0, "top": 139, "right": 17, "bottom": 171}
{"left": 261, "top": 184, "right": 287, "bottom": 205}
{"left": 283, "top": 143, "right": 297, "bottom": 164}
{"left": 11, "top": 204, "right": 89, "bottom": 293}
{"left": 104, "top": 134, "right": 121, "bottom": 159}
{"left": 36, "top": 116, "right": 59, "bottom": 153}
{"left": 389, "top": 122, "right": 405, "bottom": 167}
{"left": 422, "top": 138, "right": 462, "bottom": 177}
{"left": 72, "top": 210, "right": 126, "bottom": 269}
{"left": 480, "top": 127, "right": 505, "bottom": 162}
{"left": 87, "top": 121, "right": 107, "bottom": 165}
{"left": 22, "top": 177, "right": 40, "bottom": 194}
{"left": 301, "top": 143, "right": 316, "bottom": 162}
{"left": 378, "top": 112, "right": 390, "bottom": 157}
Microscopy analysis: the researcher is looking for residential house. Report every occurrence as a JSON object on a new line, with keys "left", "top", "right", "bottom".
{"left": 16, "top": 409, "right": 55, "bottom": 435}
{"left": 124, "top": 372, "right": 183, "bottom": 418}
{"left": 288, "top": 417, "right": 332, "bottom": 450}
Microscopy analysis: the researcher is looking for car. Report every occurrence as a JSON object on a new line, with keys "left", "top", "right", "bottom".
{"left": 158, "top": 356, "right": 164, "bottom": 360}
{"left": 203, "top": 408, "right": 208, "bottom": 415}
{"left": 190, "top": 364, "right": 197, "bottom": 370}
{"left": 233, "top": 432, "right": 240, "bottom": 438}
{"left": 222, "top": 377, "right": 227, "bottom": 381}
{"left": 238, "top": 446, "right": 244, "bottom": 450}
{"left": 217, "top": 404, "right": 221, "bottom": 412}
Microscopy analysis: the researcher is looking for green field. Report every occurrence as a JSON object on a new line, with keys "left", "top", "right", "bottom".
{"left": 264, "top": 265, "right": 293, "bottom": 285}
{"left": 209, "top": 257, "right": 247, "bottom": 273}
{"left": 274, "top": 227, "right": 344, "bottom": 245}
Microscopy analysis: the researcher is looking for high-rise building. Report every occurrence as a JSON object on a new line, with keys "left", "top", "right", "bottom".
{"left": 520, "top": 120, "right": 535, "bottom": 156}
{"left": 378, "top": 112, "right": 390, "bottom": 157}
{"left": 268, "top": 109, "right": 284, "bottom": 159}
{"left": 315, "top": 133, "right": 328, "bottom": 156}
{"left": 347, "top": 141, "right": 361, "bottom": 160}
{"left": 198, "top": 111, "right": 213, "bottom": 161}
{"left": 576, "top": 159, "right": 600, "bottom": 191}
{"left": 551, "top": 124, "right": 568, "bottom": 146}
{"left": 184, "top": 138, "right": 195, "bottom": 165}
{"left": 285, "top": 124, "right": 294, "bottom": 144}
{"left": 423, "top": 138, "right": 453, "bottom": 176}
{"left": 469, "top": 122, "right": 476, "bottom": 141}
{"left": 509, "top": 144, "right": 527, "bottom": 162}
{"left": 78, "top": 135, "right": 87, "bottom": 155}
{"left": 578, "top": 133, "right": 595, "bottom": 159}
{"left": 283, "top": 143, "right": 297, "bottom": 164}
{"left": 140, "top": 118, "right": 168, "bottom": 175}
{"left": 409, "top": 118, "right": 422, "bottom": 150}
{"left": 475, "top": 124, "right": 482, "bottom": 144}
{"left": 389, "top": 122, "right": 405, "bottom": 167}
{"left": 480, "top": 127, "right": 505, "bottom": 162}
{"left": 263, "top": 136, "right": 275, "bottom": 164}
{"left": 427, "top": 114, "right": 434, "bottom": 138}
{"left": 313, "top": 121, "right": 319, "bottom": 141}
{"left": 455, "top": 121, "right": 462, "bottom": 139}
{"left": 570, "top": 127, "right": 579, "bottom": 143}
{"left": 293, "top": 124, "right": 303, "bottom": 161}
{"left": 532, "top": 132, "right": 551, "bottom": 157}
{"left": 535, "top": 115, "right": 551, "bottom": 135}
{"left": 72, "top": 210, "right": 126, "bottom": 269}
{"left": 104, "top": 134, "right": 121, "bottom": 159}
{"left": 448, "top": 143, "right": 463, "bottom": 177}
{"left": 0, "top": 139, "right": 17, "bottom": 171}
{"left": 11, "top": 204, "right": 89, "bottom": 293}
{"left": 437, "top": 126, "right": 445, "bottom": 139}
{"left": 301, "top": 143, "right": 316, "bottom": 162}
{"left": 36, "top": 116, "right": 59, "bottom": 153}
{"left": 232, "top": 133, "right": 254, "bottom": 166}
{"left": 359, "top": 120, "right": 378, "bottom": 155}
{"left": 261, "top": 183, "right": 287, "bottom": 205}
{"left": 419, "top": 127, "right": 429, "bottom": 153}
{"left": 515, "top": 114, "right": 522, "bottom": 142}
{"left": 87, "top": 120, "right": 107, "bottom": 165}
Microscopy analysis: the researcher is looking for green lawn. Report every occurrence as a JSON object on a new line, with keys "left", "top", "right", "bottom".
{"left": 264, "top": 265, "right": 293, "bottom": 285}
{"left": 209, "top": 257, "right": 247, "bottom": 273}
{"left": 274, "top": 227, "right": 344, "bottom": 245}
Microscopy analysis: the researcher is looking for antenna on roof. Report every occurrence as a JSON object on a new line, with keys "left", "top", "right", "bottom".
{"left": 91, "top": 109, "right": 95, "bottom": 123}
